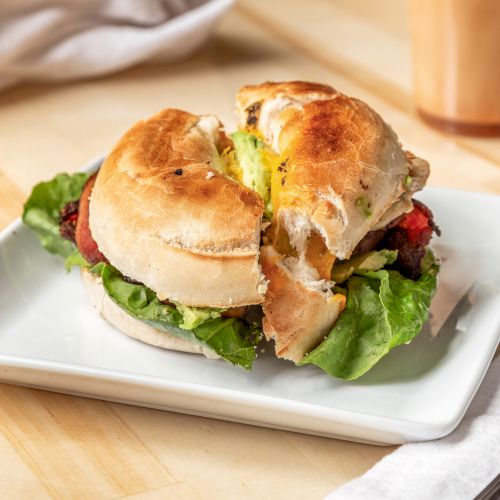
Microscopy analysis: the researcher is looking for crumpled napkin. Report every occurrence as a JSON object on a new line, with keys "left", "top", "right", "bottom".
{"left": 0, "top": 0, "right": 231, "bottom": 90}
{"left": 327, "top": 355, "right": 500, "bottom": 500}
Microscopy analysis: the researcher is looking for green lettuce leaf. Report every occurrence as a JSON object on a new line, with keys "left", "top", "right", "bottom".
{"left": 22, "top": 172, "right": 89, "bottom": 257}
{"left": 93, "top": 264, "right": 260, "bottom": 369}
{"left": 299, "top": 251, "right": 439, "bottom": 380}
{"left": 64, "top": 250, "right": 90, "bottom": 272}
{"left": 231, "top": 131, "right": 273, "bottom": 218}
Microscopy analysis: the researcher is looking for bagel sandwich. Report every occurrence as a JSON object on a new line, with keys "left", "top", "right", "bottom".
{"left": 23, "top": 81, "right": 440, "bottom": 379}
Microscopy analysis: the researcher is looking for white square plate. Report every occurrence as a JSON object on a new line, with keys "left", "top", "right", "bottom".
{"left": 1, "top": 158, "right": 499, "bottom": 445}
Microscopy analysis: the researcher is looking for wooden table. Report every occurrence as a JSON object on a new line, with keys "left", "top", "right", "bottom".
{"left": 0, "top": 1, "right": 498, "bottom": 498}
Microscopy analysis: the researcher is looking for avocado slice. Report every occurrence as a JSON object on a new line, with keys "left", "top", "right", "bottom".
{"left": 231, "top": 131, "right": 273, "bottom": 218}
{"left": 331, "top": 249, "right": 398, "bottom": 283}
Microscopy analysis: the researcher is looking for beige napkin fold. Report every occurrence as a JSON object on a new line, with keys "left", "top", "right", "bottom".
{"left": 0, "top": 0, "right": 232, "bottom": 90}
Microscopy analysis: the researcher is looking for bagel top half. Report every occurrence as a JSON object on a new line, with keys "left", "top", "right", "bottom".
{"left": 236, "top": 81, "right": 429, "bottom": 261}
{"left": 89, "top": 108, "right": 267, "bottom": 308}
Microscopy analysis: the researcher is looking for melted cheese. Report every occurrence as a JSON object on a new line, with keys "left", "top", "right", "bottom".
{"left": 305, "top": 230, "right": 336, "bottom": 280}
{"left": 270, "top": 157, "right": 284, "bottom": 213}
{"left": 269, "top": 149, "right": 335, "bottom": 279}
{"left": 331, "top": 293, "right": 346, "bottom": 311}
{"left": 245, "top": 127, "right": 264, "bottom": 140}
{"left": 264, "top": 220, "right": 295, "bottom": 257}
{"left": 220, "top": 147, "right": 242, "bottom": 182}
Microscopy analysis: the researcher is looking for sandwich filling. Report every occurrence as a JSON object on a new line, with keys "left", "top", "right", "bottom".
{"left": 23, "top": 172, "right": 262, "bottom": 369}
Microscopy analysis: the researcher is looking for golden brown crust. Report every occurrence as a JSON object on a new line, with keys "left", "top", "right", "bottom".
{"left": 237, "top": 81, "right": 337, "bottom": 116}
{"left": 89, "top": 108, "right": 266, "bottom": 307}
{"left": 236, "top": 81, "right": 426, "bottom": 260}
{"left": 260, "top": 246, "right": 344, "bottom": 363}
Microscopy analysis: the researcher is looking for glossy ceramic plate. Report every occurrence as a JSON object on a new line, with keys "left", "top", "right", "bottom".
{"left": 1, "top": 158, "right": 499, "bottom": 445}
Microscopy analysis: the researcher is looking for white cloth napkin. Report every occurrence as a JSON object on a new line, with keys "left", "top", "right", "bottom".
{"left": 327, "top": 356, "right": 500, "bottom": 500}
{"left": 0, "top": 0, "right": 231, "bottom": 91}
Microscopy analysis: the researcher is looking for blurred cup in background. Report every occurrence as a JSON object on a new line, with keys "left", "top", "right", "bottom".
{"left": 409, "top": 0, "right": 500, "bottom": 136}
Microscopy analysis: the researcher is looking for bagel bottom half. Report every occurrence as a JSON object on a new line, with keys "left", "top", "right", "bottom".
{"left": 81, "top": 268, "right": 219, "bottom": 359}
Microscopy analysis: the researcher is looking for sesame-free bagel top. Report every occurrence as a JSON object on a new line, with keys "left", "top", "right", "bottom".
{"left": 89, "top": 109, "right": 266, "bottom": 307}
{"left": 236, "top": 81, "right": 428, "bottom": 260}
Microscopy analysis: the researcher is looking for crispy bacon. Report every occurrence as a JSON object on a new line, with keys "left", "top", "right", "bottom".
{"left": 353, "top": 199, "right": 440, "bottom": 279}
{"left": 353, "top": 213, "right": 404, "bottom": 255}
{"left": 384, "top": 200, "right": 440, "bottom": 279}
{"left": 221, "top": 306, "right": 247, "bottom": 318}
{"left": 59, "top": 201, "right": 79, "bottom": 243}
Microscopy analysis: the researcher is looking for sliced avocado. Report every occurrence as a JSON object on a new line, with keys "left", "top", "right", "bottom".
{"left": 331, "top": 249, "right": 398, "bottom": 283}
{"left": 231, "top": 131, "right": 273, "bottom": 218}
{"left": 172, "top": 301, "right": 226, "bottom": 330}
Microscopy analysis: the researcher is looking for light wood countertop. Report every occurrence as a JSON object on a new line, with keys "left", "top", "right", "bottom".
{"left": 0, "top": 1, "right": 498, "bottom": 498}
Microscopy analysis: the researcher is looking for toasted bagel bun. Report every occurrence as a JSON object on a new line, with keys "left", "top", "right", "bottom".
{"left": 237, "top": 81, "right": 430, "bottom": 361}
{"left": 260, "top": 246, "right": 345, "bottom": 362}
{"left": 81, "top": 268, "right": 218, "bottom": 358}
{"left": 236, "top": 81, "right": 429, "bottom": 260}
{"left": 89, "top": 108, "right": 266, "bottom": 308}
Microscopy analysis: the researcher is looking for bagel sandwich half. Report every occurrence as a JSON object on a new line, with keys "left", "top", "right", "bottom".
{"left": 229, "top": 81, "right": 440, "bottom": 378}
{"left": 23, "top": 109, "right": 267, "bottom": 369}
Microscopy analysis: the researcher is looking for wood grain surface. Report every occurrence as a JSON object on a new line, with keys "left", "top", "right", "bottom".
{"left": 0, "top": 1, "right": 498, "bottom": 498}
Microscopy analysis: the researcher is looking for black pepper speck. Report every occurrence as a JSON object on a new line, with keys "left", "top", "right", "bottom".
{"left": 278, "top": 159, "right": 289, "bottom": 173}
{"left": 174, "top": 169, "right": 183, "bottom": 176}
